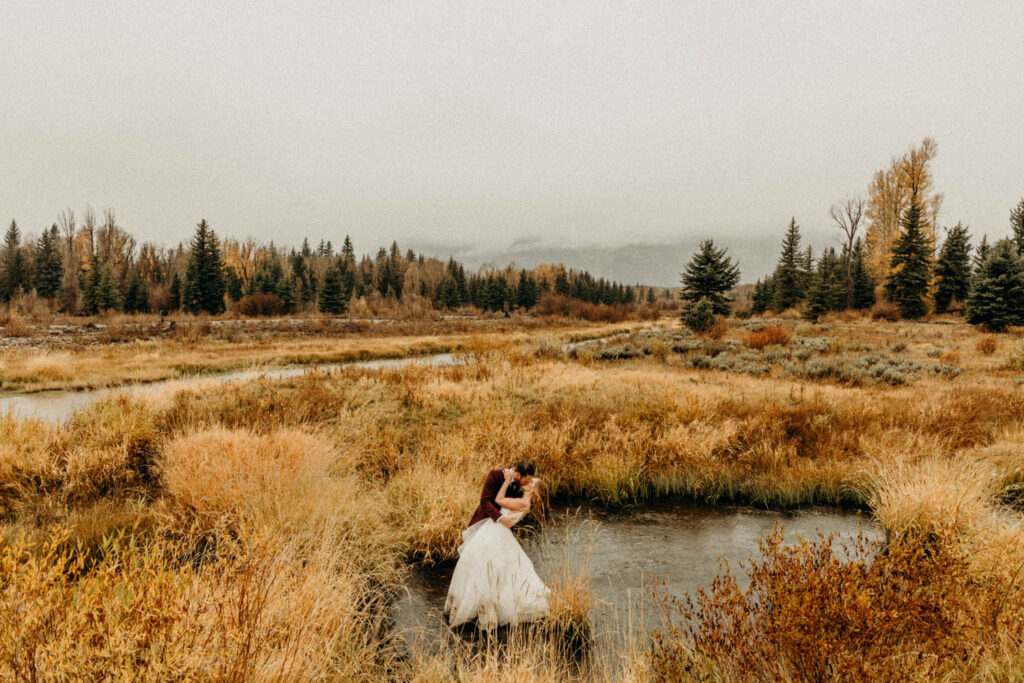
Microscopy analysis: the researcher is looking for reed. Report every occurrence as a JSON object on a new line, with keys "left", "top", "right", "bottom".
{"left": 2, "top": 316, "right": 1024, "bottom": 679}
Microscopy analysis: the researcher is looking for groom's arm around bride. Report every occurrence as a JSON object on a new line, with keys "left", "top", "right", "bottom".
{"left": 468, "top": 467, "right": 522, "bottom": 528}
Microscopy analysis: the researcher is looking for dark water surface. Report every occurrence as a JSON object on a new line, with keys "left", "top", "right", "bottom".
{"left": 391, "top": 502, "right": 880, "bottom": 657}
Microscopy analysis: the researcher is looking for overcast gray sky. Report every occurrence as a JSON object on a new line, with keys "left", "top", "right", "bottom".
{"left": 2, "top": 1, "right": 1022, "bottom": 282}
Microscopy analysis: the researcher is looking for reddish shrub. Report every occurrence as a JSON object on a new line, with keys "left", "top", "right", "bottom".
{"left": 744, "top": 324, "right": 793, "bottom": 349}
{"left": 236, "top": 293, "right": 286, "bottom": 317}
{"left": 534, "top": 293, "right": 629, "bottom": 323}
{"left": 650, "top": 528, "right": 1010, "bottom": 681}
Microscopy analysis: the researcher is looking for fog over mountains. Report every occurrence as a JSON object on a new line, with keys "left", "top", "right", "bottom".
{"left": 410, "top": 234, "right": 790, "bottom": 288}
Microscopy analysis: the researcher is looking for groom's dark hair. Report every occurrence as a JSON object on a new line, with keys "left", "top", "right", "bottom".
{"left": 514, "top": 461, "right": 535, "bottom": 477}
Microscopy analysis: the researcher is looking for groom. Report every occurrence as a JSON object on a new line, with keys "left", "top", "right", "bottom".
{"left": 468, "top": 461, "right": 535, "bottom": 529}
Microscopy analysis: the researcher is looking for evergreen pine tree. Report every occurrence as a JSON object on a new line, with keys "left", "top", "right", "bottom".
{"left": 437, "top": 275, "right": 461, "bottom": 310}
{"left": 81, "top": 255, "right": 101, "bottom": 315}
{"left": 1, "top": 220, "right": 27, "bottom": 303}
{"left": 751, "top": 276, "right": 774, "bottom": 315}
{"left": 554, "top": 270, "right": 570, "bottom": 297}
{"left": 341, "top": 235, "right": 355, "bottom": 267}
{"left": 96, "top": 265, "right": 122, "bottom": 312}
{"left": 933, "top": 223, "right": 972, "bottom": 314}
{"left": 515, "top": 271, "right": 538, "bottom": 309}
{"left": 318, "top": 264, "right": 349, "bottom": 314}
{"left": 801, "top": 246, "right": 814, "bottom": 294}
{"left": 885, "top": 201, "right": 933, "bottom": 319}
{"left": 967, "top": 239, "right": 1024, "bottom": 331}
{"left": 805, "top": 248, "right": 845, "bottom": 321}
{"left": 973, "top": 235, "right": 991, "bottom": 275}
{"left": 679, "top": 239, "right": 741, "bottom": 316}
{"left": 181, "top": 220, "right": 226, "bottom": 314}
{"left": 168, "top": 272, "right": 182, "bottom": 311}
{"left": 225, "top": 268, "right": 244, "bottom": 301}
{"left": 1011, "top": 198, "right": 1024, "bottom": 255}
{"left": 82, "top": 254, "right": 122, "bottom": 313}
{"left": 33, "top": 225, "right": 63, "bottom": 299}
{"left": 850, "top": 238, "right": 875, "bottom": 310}
{"left": 773, "top": 218, "right": 805, "bottom": 311}
{"left": 646, "top": 287, "right": 657, "bottom": 304}
{"left": 123, "top": 273, "right": 151, "bottom": 313}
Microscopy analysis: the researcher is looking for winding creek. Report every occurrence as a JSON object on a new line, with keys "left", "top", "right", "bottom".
{"left": 0, "top": 328, "right": 645, "bottom": 422}
{"left": 0, "top": 352, "right": 459, "bottom": 422}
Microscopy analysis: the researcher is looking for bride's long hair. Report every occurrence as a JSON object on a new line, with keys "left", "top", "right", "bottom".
{"left": 530, "top": 479, "right": 549, "bottom": 524}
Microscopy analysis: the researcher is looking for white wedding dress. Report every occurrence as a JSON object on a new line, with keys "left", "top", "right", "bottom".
{"left": 444, "top": 507, "right": 550, "bottom": 629}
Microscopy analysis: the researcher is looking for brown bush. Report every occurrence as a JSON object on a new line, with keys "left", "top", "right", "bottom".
{"left": 871, "top": 300, "right": 900, "bottom": 321}
{"left": 651, "top": 528, "right": 1014, "bottom": 682}
{"left": 0, "top": 310, "right": 30, "bottom": 337}
{"left": 534, "top": 293, "right": 630, "bottom": 323}
{"left": 976, "top": 335, "right": 998, "bottom": 355}
{"left": 698, "top": 317, "right": 728, "bottom": 340}
{"left": 744, "top": 324, "right": 793, "bottom": 349}
{"left": 236, "top": 293, "right": 286, "bottom": 317}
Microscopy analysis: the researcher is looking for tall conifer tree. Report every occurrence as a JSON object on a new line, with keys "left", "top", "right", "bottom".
{"left": 933, "top": 223, "right": 972, "bottom": 314}
{"left": 33, "top": 225, "right": 63, "bottom": 299}
{"left": 885, "top": 201, "right": 933, "bottom": 319}
{"left": 318, "top": 264, "right": 349, "bottom": 314}
{"left": 182, "top": 219, "right": 226, "bottom": 314}
{"left": 805, "top": 248, "right": 845, "bottom": 321}
{"left": 773, "top": 218, "right": 804, "bottom": 311}
{"left": 850, "top": 238, "right": 875, "bottom": 310}
{"left": 967, "top": 239, "right": 1024, "bottom": 331}
{"left": 679, "top": 239, "right": 741, "bottom": 316}
{"left": 1011, "top": 197, "right": 1024, "bottom": 255}
{"left": 1, "top": 220, "right": 27, "bottom": 303}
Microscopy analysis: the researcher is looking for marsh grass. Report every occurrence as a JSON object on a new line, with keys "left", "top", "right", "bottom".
{"left": 3, "top": 317, "right": 1024, "bottom": 678}
{"left": 0, "top": 319, "right": 648, "bottom": 393}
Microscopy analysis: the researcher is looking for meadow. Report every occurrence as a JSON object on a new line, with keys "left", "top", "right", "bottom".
{"left": 2, "top": 313, "right": 1024, "bottom": 680}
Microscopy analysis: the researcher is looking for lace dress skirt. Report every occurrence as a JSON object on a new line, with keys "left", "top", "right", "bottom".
{"left": 444, "top": 514, "right": 550, "bottom": 629}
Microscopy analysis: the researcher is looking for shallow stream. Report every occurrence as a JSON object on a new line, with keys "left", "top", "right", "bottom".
{"left": 0, "top": 352, "right": 457, "bottom": 422}
{"left": 391, "top": 502, "right": 880, "bottom": 658}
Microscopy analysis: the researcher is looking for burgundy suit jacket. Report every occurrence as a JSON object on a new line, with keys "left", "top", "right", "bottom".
{"left": 468, "top": 468, "right": 522, "bottom": 527}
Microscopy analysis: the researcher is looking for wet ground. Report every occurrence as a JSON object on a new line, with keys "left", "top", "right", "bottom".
{"left": 0, "top": 352, "right": 457, "bottom": 422}
{"left": 391, "top": 501, "right": 880, "bottom": 659}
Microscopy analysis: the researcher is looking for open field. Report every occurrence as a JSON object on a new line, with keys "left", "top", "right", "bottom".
{"left": 2, "top": 314, "right": 1024, "bottom": 679}
{"left": 0, "top": 316, "right": 648, "bottom": 393}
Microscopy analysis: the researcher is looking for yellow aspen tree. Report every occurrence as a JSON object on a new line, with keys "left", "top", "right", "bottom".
{"left": 864, "top": 137, "right": 942, "bottom": 282}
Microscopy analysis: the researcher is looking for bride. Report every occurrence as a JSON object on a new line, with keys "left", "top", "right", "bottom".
{"left": 445, "top": 471, "right": 550, "bottom": 630}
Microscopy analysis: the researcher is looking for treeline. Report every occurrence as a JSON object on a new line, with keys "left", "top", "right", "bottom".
{"left": 0, "top": 208, "right": 660, "bottom": 319}
{"left": 679, "top": 194, "right": 1024, "bottom": 332}
{"left": 677, "top": 137, "right": 1024, "bottom": 332}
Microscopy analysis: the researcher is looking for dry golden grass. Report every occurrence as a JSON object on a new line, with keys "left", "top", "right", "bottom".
{"left": 0, "top": 319, "right": 651, "bottom": 392}
{"left": 2, "top": 316, "right": 1024, "bottom": 679}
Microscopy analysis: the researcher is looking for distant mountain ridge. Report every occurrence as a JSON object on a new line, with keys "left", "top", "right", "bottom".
{"left": 409, "top": 236, "right": 780, "bottom": 288}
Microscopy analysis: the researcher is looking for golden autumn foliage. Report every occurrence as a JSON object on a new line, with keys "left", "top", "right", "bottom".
{"left": 2, "top": 317, "right": 1024, "bottom": 679}
{"left": 865, "top": 137, "right": 943, "bottom": 282}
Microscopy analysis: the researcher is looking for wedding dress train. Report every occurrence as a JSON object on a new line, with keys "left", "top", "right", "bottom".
{"left": 444, "top": 508, "right": 550, "bottom": 629}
